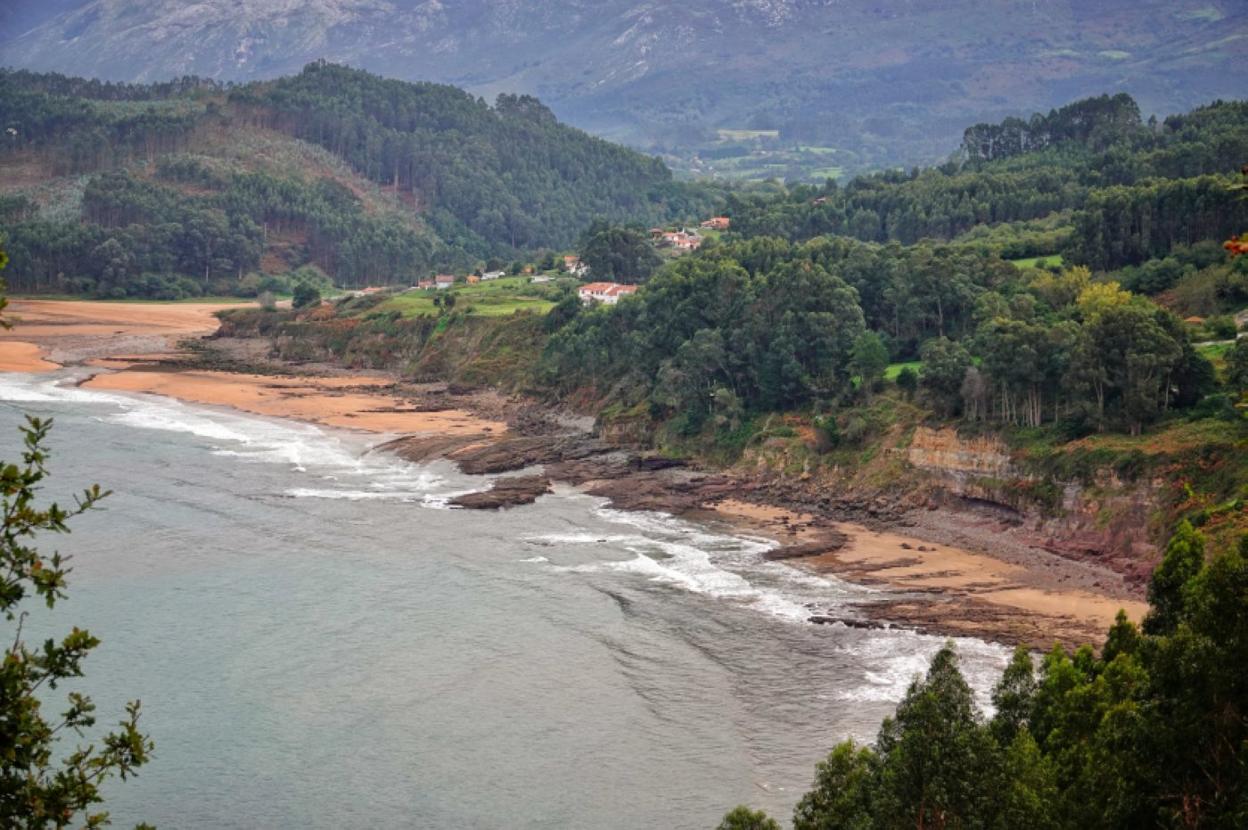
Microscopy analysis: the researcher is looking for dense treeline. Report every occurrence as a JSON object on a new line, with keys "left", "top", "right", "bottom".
{"left": 724, "top": 97, "right": 1248, "bottom": 269}
{"left": 0, "top": 77, "right": 201, "bottom": 175}
{"left": 723, "top": 523, "right": 1248, "bottom": 830}
{"left": 960, "top": 93, "right": 1143, "bottom": 162}
{"left": 1068, "top": 176, "right": 1248, "bottom": 270}
{"left": 0, "top": 68, "right": 226, "bottom": 102}
{"left": 228, "top": 62, "right": 720, "bottom": 252}
{"left": 3, "top": 164, "right": 437, "bottom": 295}
{"left": 541, "top": 235, "right": 1227, "bottom": 436}
{"left": 577, "top": 221, "right": 663, "bottom": 283}
{"left": 542, "top": 238, "right": 867, "bottom": 424}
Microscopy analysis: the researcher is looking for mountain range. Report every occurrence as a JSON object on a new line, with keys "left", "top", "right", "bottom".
{"left": 2, "top": 0, "right": 1246, "bottom": 175}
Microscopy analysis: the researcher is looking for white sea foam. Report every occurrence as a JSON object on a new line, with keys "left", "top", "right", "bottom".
{"left": 832, "top": 631, "right": 1009, "bottom": 710}
{"left": 285, "top": 487, "right": 425, "bottom": 502}
{"left": 3, "top": 371, "right": 1011, "bottom": 704}
{"left": 527, "top": 499, "right": 1010, "bottom": 704}
{"left": 529, "top": 503, "right": 865, "bottom": 624}
{"left": 0, "top": 372, "right": 452, "bottom": 502}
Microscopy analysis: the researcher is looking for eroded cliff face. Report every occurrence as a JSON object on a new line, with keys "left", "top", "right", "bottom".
{"left": 907, "top": 426, "right": 1015, "bottom": 476}
{"left": 905, "top": 427, "right": 1162, "bottom": 585}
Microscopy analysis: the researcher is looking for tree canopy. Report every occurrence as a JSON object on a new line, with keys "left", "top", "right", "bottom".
{"left": 726, "top": 525, "right": 1248, "bottom": 829}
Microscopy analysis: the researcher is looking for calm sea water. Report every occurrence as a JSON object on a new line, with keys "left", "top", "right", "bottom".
{"left": 0, "top": 371, "right": 1007, "bottom": 829}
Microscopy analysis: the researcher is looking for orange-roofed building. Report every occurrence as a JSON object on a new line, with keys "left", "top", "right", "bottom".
{"left": 578, "top": 282, "right": 639, "bottom": 305}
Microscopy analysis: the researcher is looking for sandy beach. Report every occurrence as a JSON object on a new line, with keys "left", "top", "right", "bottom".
{"left": 0, "top": 299, "right": 242, "bottom": 369}
{"left": 0, "top": 340, "right": 60, "bottom": 373}
{"left": 87, "top": 368, "right": 507, "bottom": 436}
{"left": 0, "top": 298, "right": 1146, "bottom": 648}
{"left": 707, "top": 499, "right": 1144, "bottom": 647}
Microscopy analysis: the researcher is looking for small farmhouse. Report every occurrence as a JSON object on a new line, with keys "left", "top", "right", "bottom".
{"left": 435, "top": 274, "right": 455, "bottom": 289}
{"left": 700, "top": 217, "right": 730, "bottom": 230}
{"left": 658, "top": 230, "right": 702, "bottom": 251}
{"left": 578, "top": 282, "right": 639, "bottom": 305}
{"left": 563, "top": 255, "right": 589, "bottom": 277}
{"left": 482, "top": 270, "right": 505, "bottom": 281}
{"left": 417, "top": 278, "right": 435, "bottom": 290}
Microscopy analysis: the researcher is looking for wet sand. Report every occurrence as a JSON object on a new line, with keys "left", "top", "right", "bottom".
{"left": 708, "top": 500, "right": 1145, "bottom": 648}
{"left": 800, "top": 523, "right": 1146, "bottom": 646}
{"left": 0, "top": 340, "right": 60, "bottom": 372}
{"left": 87, "top": 369, "right": 506, "bottom": 436}
{"left": 710, "top": 499, "right": 823, "bottom": 543}
{"left": 0, "top": 299, "right": 244, "bottom": 365}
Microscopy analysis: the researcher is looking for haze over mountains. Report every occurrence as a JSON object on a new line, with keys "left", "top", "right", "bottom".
{"left": 2, "top": 0, "right": 1246, "bottom": 175}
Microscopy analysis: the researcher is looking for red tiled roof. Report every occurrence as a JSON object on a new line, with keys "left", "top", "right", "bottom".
{"left": 579, "top": 282, "right": 638, "bottom": 296}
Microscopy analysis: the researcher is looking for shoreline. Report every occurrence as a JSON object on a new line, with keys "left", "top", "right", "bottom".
{"left": 0, "top": 299, "right": 1145, "bottom": 648}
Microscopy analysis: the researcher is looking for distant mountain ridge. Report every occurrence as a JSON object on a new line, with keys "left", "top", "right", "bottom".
{"left": 2, "top": 0, "right": 1246, "bottom": 173}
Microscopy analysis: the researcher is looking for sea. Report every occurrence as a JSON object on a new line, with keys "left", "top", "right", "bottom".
{"left": 0, "top": 370, "right": 1008, "bottom": 829}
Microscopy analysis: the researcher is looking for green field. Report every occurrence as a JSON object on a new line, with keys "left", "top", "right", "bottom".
{"left": 884, "top": 361, "right": 922, "bottom": 381}
{"left": 376, "top": 276, "right": 559, "bottom": 318}
{"left": 809, "top": 167, "right": 846, "bottom": 180}
{"left": 1008, "top": 254, "right": 1065, "bottom": 269}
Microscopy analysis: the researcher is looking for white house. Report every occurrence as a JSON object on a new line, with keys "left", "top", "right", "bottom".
{"left": 578, "top": 282, "right": 639, "bottom": 305}
{"left": 482, "top": 270, "right": 506, "bottom": 281}
{"left": 563, "top": 255, "right": 589, "bottom": 277}
{"left": 435, "top": 274, "right": 455, "bottom": 289}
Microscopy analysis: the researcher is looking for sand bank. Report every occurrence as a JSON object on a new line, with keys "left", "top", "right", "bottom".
{"left": 706, "top": 499, "right": 1144, "bottom": 646}
{"left": 801, "top": 522, "right": 1147, "bottom": 646}
{"left": 708, "top": 499, "right": 825, "bottom": 546}
{"left": 0, "top": 299, "right": 244, "bottom": 364}
{"left": 87, "top": 369, "right": 507, "bottom": 436}
{"left": 0, "top": 340, "right": 59, "bottom": 373}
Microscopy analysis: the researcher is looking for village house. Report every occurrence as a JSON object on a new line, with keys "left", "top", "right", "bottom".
{"left": 435, "top": 274, "right": 455, "bottom": 289}
{"left": 482, "top": 270, "right": 506, "bottom": 281}
{"left": 578, "top": 282, "right": 639, "bottom": 305}
{"left": 417, "top": 278, "right": 435, "bottom": 290}
{"left": 466, "top": 274, "right": 481, "bottom": 284}
{"left": 700, "top": 216, "right": 731, "bottom": 230}
{"left": 563, "top": 255, "right": 589, "bottom": 277}
{"left": 660, "top": 230, "right": 702, "bottom": 251}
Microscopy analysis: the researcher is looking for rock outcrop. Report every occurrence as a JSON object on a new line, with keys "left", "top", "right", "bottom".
{"left": 450, "top": 475, "right": 552, "bottom": 510}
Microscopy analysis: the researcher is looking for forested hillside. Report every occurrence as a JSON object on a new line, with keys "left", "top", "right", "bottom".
{"left": 528, "top": 93, "right": 1248, "bottom": 554}
{"left": 726, "top": 95, "right": 1248, "bottom": 267}
{"left": 0, "top": 64, "right": 716, "bottom": 297}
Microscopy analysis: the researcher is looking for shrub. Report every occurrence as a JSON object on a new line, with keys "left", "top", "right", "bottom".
{"left": 292, "top": 281, "right": 322, "bottom": 309}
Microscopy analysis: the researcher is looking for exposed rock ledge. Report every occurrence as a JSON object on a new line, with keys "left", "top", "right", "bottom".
{"left": 450, "top": 475, "right": 552, "bottom": 509}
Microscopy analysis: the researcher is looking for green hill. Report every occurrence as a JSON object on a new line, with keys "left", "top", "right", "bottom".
{"left": 0, "top": 64, "right": 718, "bottom": 297}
